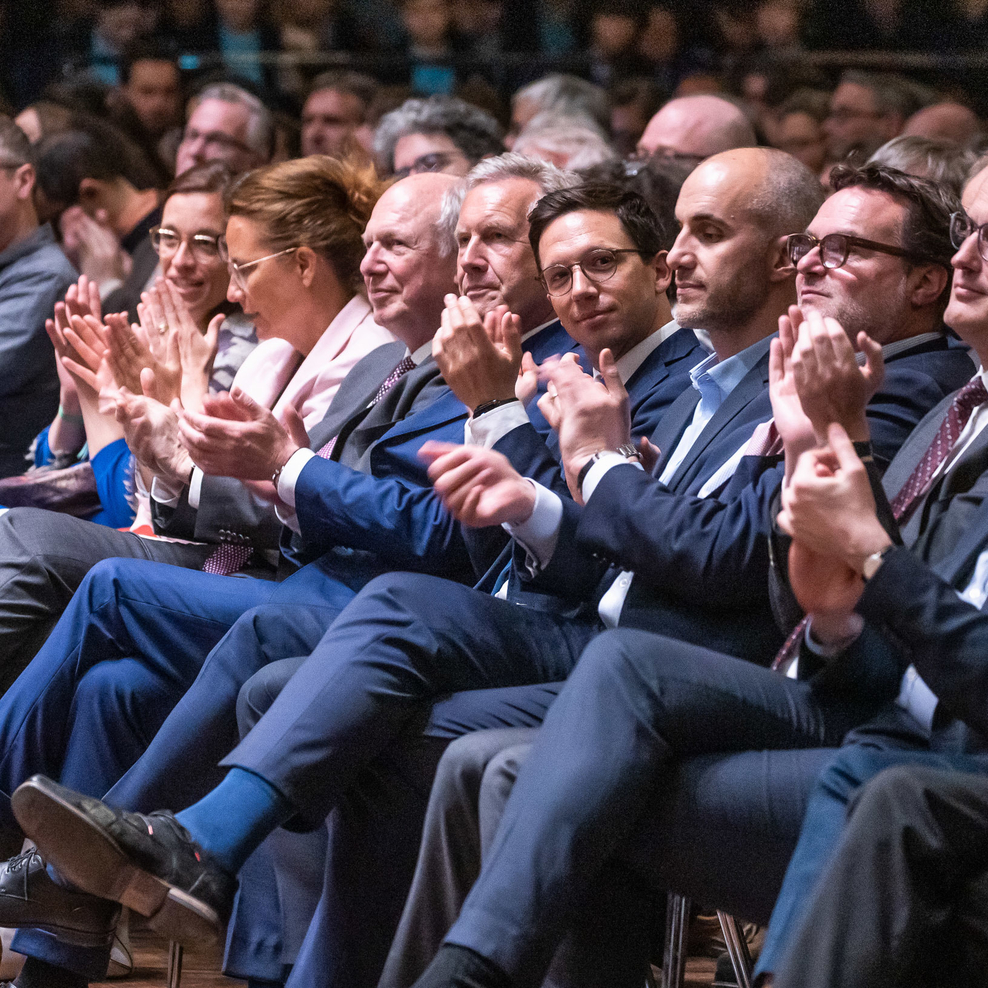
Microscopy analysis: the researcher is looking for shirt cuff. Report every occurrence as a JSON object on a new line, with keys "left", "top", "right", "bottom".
{"left": 804, "top": 615, "right": 864, "bottom": 657}
{"left": 582, "top": 453, "right": 645, "bottom": 502}
{"left": 503, "top": 480, "right": 562, "bottom": 571}
{"left": 276, "top": 447, "right": 316, "bottom": 508}
{"left": 150, "top": 474, "right": 185, "bottom": 509}
{"left": 465, "top": 402, "right": 529, "bottom": 447}
{"left": 188, "top": 468, "right": 204, "bottom": 510}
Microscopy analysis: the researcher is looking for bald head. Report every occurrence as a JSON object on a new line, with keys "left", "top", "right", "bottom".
{"left": 638, "top": 95, "right": 756, "bottom": 162}
{"left": 360, "top": 172, "right": 461, "bottom": 349}
{"left": 903, "top": 102, "right": 981, "bottom": 145}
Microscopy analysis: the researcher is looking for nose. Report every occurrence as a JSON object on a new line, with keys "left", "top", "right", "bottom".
{"left": 796, "top": 241, "right": 826, "bottom": 275}
{"left": 666, "top": 228, "right": 692, "bottom": 273}
{"left": 569, "top": 265, "right": 597, "bottom": 299}
{"left": 360, "top": 243, "right": 384, "bottom": 279}
{"left": 952, "top": 227, "right": 981, "bottom": 271}
{"left": 169, "top": 239, "right": 196, "bottom": 271}
{"left": 459, "top": 236, "right": 486, "bottom": 270}
{"left": 226, "top": 276, "right": 245, "bottom": 306}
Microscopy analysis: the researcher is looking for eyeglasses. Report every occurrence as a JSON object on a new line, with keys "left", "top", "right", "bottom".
{"left": 950, "top": 211, "right": 988, "bottom": 260}
{"left": 393, "top": 151, "right": 461, "bottom": 179}
{"left": 540, "top": 247, "right": 648, "bottom": 297}
{"left": 787, "top": 232, "right": 922, "bottom": 269}
{"left": 218, "top": 240, "right": 300, "bottom": 292}
{"left": 150, "top": 226, "right": 223, "bottom": 263}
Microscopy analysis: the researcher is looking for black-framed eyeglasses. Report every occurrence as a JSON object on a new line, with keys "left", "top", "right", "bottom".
{"left": 787, "top": 232, "right": 921, "bottom": 269}
{"left": 950, "top": 211, "right": 988, "bottom": 260}
{"left": 150, "top": 226, "right": 223, "bottom": 263}
{"left": 540, "top": 247, "right": 649, "bottom": 297}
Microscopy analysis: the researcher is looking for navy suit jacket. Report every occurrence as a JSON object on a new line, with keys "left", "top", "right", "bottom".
{"left": 512, "top": 334, "right": 975, "bottom": 663}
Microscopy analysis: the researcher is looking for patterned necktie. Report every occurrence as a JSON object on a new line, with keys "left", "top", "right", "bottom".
{"left": 202, "top": 354, "right": 417, "bottom": 576}
{"left": 772, "top": 376, "right": 988, "bottom": 673}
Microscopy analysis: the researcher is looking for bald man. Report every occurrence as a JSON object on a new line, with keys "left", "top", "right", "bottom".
{"left": 637, "top": 94, "right": 756, "bottom": 163}
{"left": 903, "top": 101, "right": 982, "bottom": 145}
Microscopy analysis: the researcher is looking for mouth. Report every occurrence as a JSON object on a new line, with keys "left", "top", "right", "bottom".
{"left": 952, "top": 282, "right": 986, "bottom": 299}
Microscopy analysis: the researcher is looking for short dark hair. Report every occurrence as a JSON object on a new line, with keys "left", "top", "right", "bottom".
{"left": 308, "top": 70, "right": 378, "bottom": 114}
{"left": 0, "top": 116, "right": 33, "bottom": 168}
{"left": 829, "top": 161, "right": 959, "bottom": 270}
{"left": 527, "top": 182, "right": 664, "bottom": 269}
{"left": 34, "top": 119, "right": 134, "bottom": 210}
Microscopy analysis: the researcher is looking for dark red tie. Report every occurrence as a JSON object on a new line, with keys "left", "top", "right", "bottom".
{"left": 773, "top": 376, "right": 988, "bottom": 673}
{"left": 202, "top": 354, "right": 418, "bottom": 576}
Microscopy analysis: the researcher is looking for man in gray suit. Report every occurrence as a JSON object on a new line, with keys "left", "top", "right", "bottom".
{"left": 0, "top": 117, "right": 76, "bottom": 479}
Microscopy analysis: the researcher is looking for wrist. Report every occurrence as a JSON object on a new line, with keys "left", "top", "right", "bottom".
{"left": 809, "top": 611, "right": 864, "bottom": 647}
{"left": 270, "top": 443, "right": 302, "bottom": 486}
{"left": 473, "top": 396, "right": 519, "bottom": 417}
{"left": 506, "top": 480, "right": 537, "bottom": 525}
{"left": 576, "top": 445, "right": 641, "bottom": 491}
{"left": 847, "top": 529, "right": 894, "bottom": 575}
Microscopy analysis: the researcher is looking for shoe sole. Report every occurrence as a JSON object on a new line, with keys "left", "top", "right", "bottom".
{"left": 11, "top": 780, "right": 221, "bottom": 946}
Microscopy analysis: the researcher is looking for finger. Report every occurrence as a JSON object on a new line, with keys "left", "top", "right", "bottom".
{"left": 61, "top": 357, "right": 98, "bottom": 390}
{"left": 281, "top": 403, "right": 311, "bottom": 449}
{"left": 140, "top": 367, "right": 159, "bottom": 401}
{"left": 598, "top": 348, "right": 627, "bottom": 399}
{"left": 419, "top": 440, "right": 463, "bottom": 466}
{"left": 769, "top": 337, "right": 783, "bottom": 386}
{"left": 204, "top": 313, "right": 225, "bottom": 355}
{"left": 230, "top": 387, "right": 266, "bottom": 420}
{"left": 826, "top": 422, "right": 860, "bottom": 467}
{"left": 857, "top": 331, "right": 885, "bottom": 389}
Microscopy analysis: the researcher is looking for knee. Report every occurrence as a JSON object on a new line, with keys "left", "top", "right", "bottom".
{"left": 573, "top": 628, "right": 668, "bottom": 689}
{"left": 71, "top": 660, "right": 168, "bottom": 720}
{"left": 848, "top": 764, "right": 929, "bottom": 824}
{"left": 236, "top": 659, "right": 294, "bottom": 737}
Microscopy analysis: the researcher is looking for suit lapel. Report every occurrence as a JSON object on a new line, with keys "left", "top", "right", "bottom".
{"left": 650, "top": 387, "right": 700, "bottom": 475}
{"left": 666, "top": 352, "right": 771, "bottom": 491}
{"left": 932, "top": 495, "right": 988, "bottom": 585}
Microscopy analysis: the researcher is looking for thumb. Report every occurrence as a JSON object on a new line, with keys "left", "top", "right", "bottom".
{"left": 282, "top": 402, "right": 310, "bottom": 448}
{"left": 857, "top": 331, "right": 885, "bottom": 392}
{"left": 140, "top": 367, "right": 158, "bottom": 401}
{"left": 230, "top": 386, "right": 262, "bottom": 418}
{"left": 598, "top": 348, "right": 627, "bottom": 398}
{"left": 204, "top": 313, "right": 224, "bottom": 355}
{"left": 827, "top": 422, "right": 859, "bottom": 465}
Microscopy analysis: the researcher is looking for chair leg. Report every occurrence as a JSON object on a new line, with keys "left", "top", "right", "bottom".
{"left": 661, "top": 893, "right": 690, "bottom": 988}
{"left": 716, "top": 912, "right": 753, "bottom": 988}
{"left": 167, "top": 940, "right": 183, "bottom": 988}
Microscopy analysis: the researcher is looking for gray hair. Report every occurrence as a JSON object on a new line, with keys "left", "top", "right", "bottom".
{"left": 187, "top": 83, "right": 274, "bottom": 161}
{"left": 513, "top": 115, "right": 617, "bottom": 171}
{"left": 373, "top": 96, "right": 504, "bottom": 174}
{"left": 869, "top": 135, "right": 978, "bottom": 199}
{"left": 438, "top": 151, "right": 578, "bottom": 233}
{"left": 512, "top": 74, "right": 610, "bottom": 135}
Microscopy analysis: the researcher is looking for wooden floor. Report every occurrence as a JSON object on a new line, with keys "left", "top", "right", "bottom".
{"left": 85, "top": 932, "right": 720, "bottom": 987}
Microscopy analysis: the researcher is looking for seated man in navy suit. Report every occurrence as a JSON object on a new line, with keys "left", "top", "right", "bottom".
{"left": 0, "top": 148, "right": 831, "bottom": 968}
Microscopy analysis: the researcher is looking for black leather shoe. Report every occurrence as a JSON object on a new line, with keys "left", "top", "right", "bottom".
{"left": 0, "top": 848, "right": 118, "bottom": 948}
{"left": 12, "top": 776, "right": 237, "bottom": 946}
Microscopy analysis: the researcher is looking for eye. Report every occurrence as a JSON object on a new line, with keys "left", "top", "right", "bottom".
{"left": 192, "top": 236, "right": 220, "bottom": 257}
{"left": 697, "top": 226, "right": 724, "bottom": 243}
{"left": 544, "top": 267, "right": 569, "bottom": 291}
{"left": 586, "top": 250, "right": 616, "bottom": 272}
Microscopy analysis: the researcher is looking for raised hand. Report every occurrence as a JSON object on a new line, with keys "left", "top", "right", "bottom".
{"left": 771, "top": 305, "right": 817, "bottom": 478}
{"left": 516, "top": 350, "right": 539, "bottom": 406}
{"left": 59, "top": 206, "right": 131, "bottom": 289}
{"left": 434, "top": 295, "right": 522, "bottom": 411}
{"left": 788, "top": 540, "right": 865, "bottom": 646}
{"left": 540, "top": 348, "right": 631, "bottom": 502}
{"left": 791, "top": 309, "right": 883, "bottom": 444}
{"left": 420, "top": 441, "right": 536, "bottom": 527}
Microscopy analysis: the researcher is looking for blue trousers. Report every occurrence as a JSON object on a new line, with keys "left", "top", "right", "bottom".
{"left": 758, "top": 703, "right": 988, "bottom": 977}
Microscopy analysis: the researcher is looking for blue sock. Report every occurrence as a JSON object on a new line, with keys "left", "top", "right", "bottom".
{"left": 175, "top": 768, "right": 292, "bottom": 875}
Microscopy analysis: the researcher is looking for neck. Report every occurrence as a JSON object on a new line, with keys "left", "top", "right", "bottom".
{"left": 297, "top": 285, "right": 354, "bottom": 356}
{"left": 114, "top": 186, "right": 160, "bottom": 237}
{"left": 867, "top": 310, "right": 940, "bottom": 348}
{"left": 393, "top": 321, "right": 437, "bottom": 354}
{"left": 705, "top": 289, "right": 790, "bottom": 361}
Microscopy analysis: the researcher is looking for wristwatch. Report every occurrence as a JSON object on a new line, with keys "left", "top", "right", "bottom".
{"left": 576, "top": 445, "right": 642, "bottom": 491}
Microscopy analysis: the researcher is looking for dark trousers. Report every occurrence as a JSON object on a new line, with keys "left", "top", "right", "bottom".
{"left": 773, "top": 762, "right": 988, "bottom": 988}
{"left": 445, "top": 627, "right": 883, "bottom": 986}
{"left": 0, "top": 507, "right": 221, "bottom": 693}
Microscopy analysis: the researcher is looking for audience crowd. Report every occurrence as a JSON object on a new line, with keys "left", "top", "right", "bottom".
{"left": 0, "top": 7, "right": 988, "bottom": 988}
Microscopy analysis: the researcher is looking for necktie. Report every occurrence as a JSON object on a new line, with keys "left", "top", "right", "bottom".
{"left": 203, "top": 354, "right": 418, "bottom": 576}
{"left": 772, "top": 376, "right": 988, "bottom": 673}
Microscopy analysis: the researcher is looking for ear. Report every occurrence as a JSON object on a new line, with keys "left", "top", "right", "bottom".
{"left": 650, "top": 249, "right": 672, "bottom": 293}
{"left": 767, "top": 233, "right": 796, "bottom": 283}
{"left": 908, "top": 262, "right": 949, "bottom": 309}
{"left": 295, "top": 245, "right": 318, "bottom": 288}
{"left": 13, "top": 163, "right": 35, "bottom": 201}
